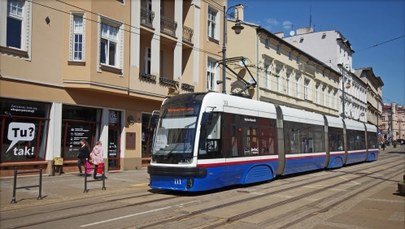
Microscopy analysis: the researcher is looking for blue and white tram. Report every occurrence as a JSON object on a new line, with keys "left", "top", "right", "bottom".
{"left": 147, "top": 92, "right": 378, "bottom": 192}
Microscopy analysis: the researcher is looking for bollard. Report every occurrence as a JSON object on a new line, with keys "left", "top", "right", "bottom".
{"left": 11, "top": 168, "right": 17, "bottom": 204}
{"left": 38, "top": 167, "right": 43, "bottom": 200}
{"left": 84, "top": 162, "right": 89, "bottom": 193}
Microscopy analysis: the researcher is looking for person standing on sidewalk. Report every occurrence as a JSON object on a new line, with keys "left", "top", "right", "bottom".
{"left": 77, "top": 139, "right": 90, "bottom": 175}
{"left": 90, "top": 141, "right": 104, "bottom": 179}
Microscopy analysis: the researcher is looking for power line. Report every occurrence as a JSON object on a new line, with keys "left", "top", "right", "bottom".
{"left": 357, "top": 35, "right": 405, "bottom": 52}
{"left": 321, "top": 34, "right": 405, "bottom": 66}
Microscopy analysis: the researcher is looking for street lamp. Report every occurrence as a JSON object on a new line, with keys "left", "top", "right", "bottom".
{"left": 222, "top": 4, "right": 244, "bottom": 94}
{"left": 338, "top": 63, "right": 351, "bottom": 119}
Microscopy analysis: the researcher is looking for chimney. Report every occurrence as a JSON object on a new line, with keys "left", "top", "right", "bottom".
{"left": 235, "top": 4, "right": 244, "bottom": 21}
{"left": 296, "top": 27, "right": 314, "bottom": 35}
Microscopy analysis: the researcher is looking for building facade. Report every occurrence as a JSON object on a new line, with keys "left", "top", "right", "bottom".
{"left": 355, "top": 67, "right": 384, "bottom": 126}
{"left": 225, "top": 12, "right": 340, "bottom": 116}
{"left": 283, "top": 29, "right": 368, "bottom": 122}
{"left": 380, "top": 103, "right": 405, "bottom": 142}
{"left": 0, "top": 0, "right": 227, "bottom": 175}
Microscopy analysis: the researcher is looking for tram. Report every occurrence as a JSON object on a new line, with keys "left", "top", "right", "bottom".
{"left": 147, "top": 92, "right": 379, "bottom": 192}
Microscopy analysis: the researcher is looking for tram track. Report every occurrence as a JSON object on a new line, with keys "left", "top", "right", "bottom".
{"left": 0, "top": 192, "right": 155, "bottom": 219}
{"left": 273, "top": 170, "right": 402, "bottom": 229}
{"left": 205, "top": 165, "right": 403, "bottom": 228}
{"left": 135, "top": 157, "right": 403, "bottom": 228}
{"left": 1, "top": 154, "right": 401, "bottom": 229}
{"left": 0, "top": 194, "right": 179, "bottom": 229}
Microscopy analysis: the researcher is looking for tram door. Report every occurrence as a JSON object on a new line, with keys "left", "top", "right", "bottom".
{"left": 108, "top": 111, "right": 121, "bottom": 170}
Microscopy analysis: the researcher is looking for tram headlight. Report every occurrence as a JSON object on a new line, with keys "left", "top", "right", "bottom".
{"left": 186, "top": 178, "right": 194, "bottom": 189}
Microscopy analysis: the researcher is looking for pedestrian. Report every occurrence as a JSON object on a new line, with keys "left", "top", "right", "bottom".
{"left": 77, "top": 138, "right": 90, "bottom": 175}
{"left": 90, "top": 141, "right": 104, "bottom": 179}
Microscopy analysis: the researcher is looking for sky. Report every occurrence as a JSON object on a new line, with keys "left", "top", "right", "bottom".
{"left": 228, "top": 0, "right": 405, "bottom": 105}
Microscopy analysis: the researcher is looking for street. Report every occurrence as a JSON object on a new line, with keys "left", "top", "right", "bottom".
{"left": 1, "top": 146, "right": 404, "bottom": 229}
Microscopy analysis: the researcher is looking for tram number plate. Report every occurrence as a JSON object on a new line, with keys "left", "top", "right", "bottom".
{"left": 174, "top": 178, "right": 182, "bottom": 185}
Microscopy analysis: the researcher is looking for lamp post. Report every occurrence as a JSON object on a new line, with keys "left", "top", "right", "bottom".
{"left": 338, "top": 64, "right": 351, "bottom": 119}
{"left": 222, "top": 4, "right": 244, "bottom": 94}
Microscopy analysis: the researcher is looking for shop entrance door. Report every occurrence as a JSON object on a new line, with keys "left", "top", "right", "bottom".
{"left": 108, "top": 125, "right": 120, "bottom": 170}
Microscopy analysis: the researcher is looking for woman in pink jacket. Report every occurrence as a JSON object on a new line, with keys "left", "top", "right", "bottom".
{"left": 91, "top": 141, "right": 104, "bottom": 179}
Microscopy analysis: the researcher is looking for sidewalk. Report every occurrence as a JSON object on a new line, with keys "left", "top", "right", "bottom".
{"left": 0, "top": 167, "right": 150, "bottom": 211}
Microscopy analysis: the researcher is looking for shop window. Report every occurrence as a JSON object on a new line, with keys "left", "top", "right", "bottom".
{"left": 61, "top": 105, "right": 101, "bottom": 160}
{"left": 0, "top": 98, "right": 50, "bottom": 162}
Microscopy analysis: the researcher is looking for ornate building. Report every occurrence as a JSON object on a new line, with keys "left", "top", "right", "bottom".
{"left": 283, "top": 29, "right": 368, "bottom": 122}
{"left": 355, "top": 67, "right": 384, "bottom": 126}
{"left": 380, "top": 103, "right": 405, "bottom": 142}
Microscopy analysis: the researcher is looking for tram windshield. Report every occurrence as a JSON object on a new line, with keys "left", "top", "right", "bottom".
{"left": 151, "top": 94, "right": 205, "bottom": 164}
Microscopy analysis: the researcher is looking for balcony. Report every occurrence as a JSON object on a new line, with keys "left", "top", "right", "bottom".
{"left": 181, "top": 83, "right": 194, "bottom": 92}
{"left": 141, "top": 7, "right": 154, "bottom": 27}
{"left": 139, "top": 72, "right": 157, "bottom": 83}
{"left": 182, "top": 26, "right": 193, "bottom": 44}
{"left": 159, "top": 77, "right": 178, "bottom": 88}
{"left": 161, "top": 15, "right": 177, "bottom": 37}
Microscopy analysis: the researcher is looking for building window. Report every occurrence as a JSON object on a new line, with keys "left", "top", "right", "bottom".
{"left": 0, "top": 0, "right": 31, "bottom": 57}
{"left": 294, "top": 75, "right": 301, "bottom": 98}
{"left": 264, "top": 62, "right": 270, "bottom": 89}
{"left": 7, "top": 0, "right": 24, "bottom": 48}
{"left": 70, "top": 13, "right": 85, "bottom": 61}
{"left": 315, "top": 84, "right": 320, "bottom": 104}
{"left": 207, "top": 58, "right": 217, "bottom": 91}
{"left": 276, "top": 76, "right": 280, "bottom": 92}
{"left": 274, "top": 64, "right": 282, "bottom": 92}
{"left": 99, "top": 18, "right": 122, "bottom": 69}
{"left": 304, "top": 79, "right": 310, "bottom": 100}
{"left": 330, "top": 89, "right": 335, "bottom": 109}
{"left": 323, "top": 86, "right": 328, "bottom": 107}
{"left": 208, "top": 7, "right": 218, "bottom": 40}
{"left": 265, "top": 38, "right": 270, "bottom": 49}
{"left": 144, "top": 47, "right": 151, "bottom": 74}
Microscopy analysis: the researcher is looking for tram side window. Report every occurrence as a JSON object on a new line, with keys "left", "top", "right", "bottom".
{"left": 346, "top": 129, "right": 365, "bottom": 151}
{"left": 222, "top": 113, "right": 277, "bottom": 157}
{"left": 257, "top": 118, "right": 277, "bottom": 155}
{"left": 198, "top": 113, "right": 223, "bottom": 159}
{"left": 242, "top": 127, "right": 257, "bottom": 155}
{"left": 367, "top": 131, "right": 377, "bottom": 149}
{"left": 329, "top": 127, "right": 344, "bottom": 151}
{"left": 284, "top": 121, "right": 325, "bottom": 154}
{"left": 222, "top": 113, "right": 242, "bottom": 157}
